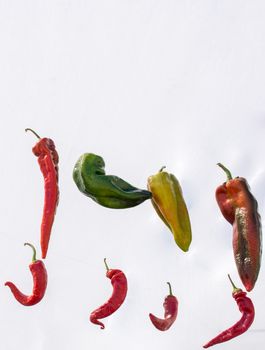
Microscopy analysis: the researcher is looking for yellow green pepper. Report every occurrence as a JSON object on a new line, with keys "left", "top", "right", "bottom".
{"left": 147, "top": 167, "right": 192, "bottom": 252}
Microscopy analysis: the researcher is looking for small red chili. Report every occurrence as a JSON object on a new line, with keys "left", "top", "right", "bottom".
{"left": 203, "top": 274, "right": 255, "bottom": 348}
{"left": 90, "top": 258, "right": 128, "bottom": 329}
{"left": 25, "top": 128, "right": 59, "bottom": 259}
{"left": 5, "top": 243, "right": 48, "bottom": 306}
{"left": 149, "top": 282, "right": 178, "bottom": 331}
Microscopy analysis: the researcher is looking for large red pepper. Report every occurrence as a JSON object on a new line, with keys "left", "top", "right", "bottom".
{"left": 203, "top": 275, "right": 255, "bottom": 348}
{"left": 5, "top": 243, "right": 48, "bottom": 306}
{"left": 26, "top": 128, "right": 59, "bottom": 259}
{"left": 90, "top": 258, "right": 128, "bottom": 329}
{"left": 149, "top": 282, "right": 178, "bottom": 331}
{"left": 216, "top": 163, "right": 262, "bottom": 291}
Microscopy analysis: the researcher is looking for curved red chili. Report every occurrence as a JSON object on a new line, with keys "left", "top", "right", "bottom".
{"left": 149, "top": 282, "right": 178, "bottom": 331}
{"left": 5, "top": 243, "right": 48, "bottom": 306}
{"left": 203, "top": 275, "right": 255, "bottom": 348}
{"left": 26, "top": 128, "right": 59, "bottom": 259}
{"left": 216, "top": 163, "right": 262, "bottom": 291}
{"left": 90, "top": 258, "right": 128, "bottom": 329}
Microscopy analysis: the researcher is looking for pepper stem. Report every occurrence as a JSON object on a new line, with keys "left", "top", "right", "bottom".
{"left": 25, "top": 128, "right": 41, "bottom": 139}
{"left": 159, "top": 166, "right": 166, "bottom": 172}
{"left": 217, "top": 163, "right": 233, "bottom": 181}
{"left": 167, "top": 282, "right": 173, "bottom": 295}
{"left": 228, "top": 274, "right": 241, "bottom": 293}
{"left": 104, "top": 258, "right": 109, "bottom": 271}
{"left": 24, "top": 243, "right": 37, "bottom": 262}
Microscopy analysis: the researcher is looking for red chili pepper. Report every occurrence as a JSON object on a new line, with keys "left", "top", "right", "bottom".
{"left": 25, "top": 128, "right": 59, "bottom": 259}
{"left": 216, "top": 163, "right": 262, "bottom": 291}
{"left": 5, "top": 243, "right": 48, "bottom": 306}
{"left": 90, "top": 258, "right": 128, "bottom": 329}
{"left": 149, "top": 282, "right": 178, "bottom": 331}
{"left": 203, "top": 274, "right": 255, "bottom": 348}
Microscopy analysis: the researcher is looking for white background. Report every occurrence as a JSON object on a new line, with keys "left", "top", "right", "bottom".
{"left": 0, "top": 1, "right": 265, "bottom": 349}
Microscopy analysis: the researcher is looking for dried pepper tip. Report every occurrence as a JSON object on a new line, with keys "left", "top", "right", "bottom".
{"left": 217, "top": 163, "right": 233, "bottom": 181}
{"left": 25, "top": 128, "right": 41, "bottom": 139}
{"left": 159, "top": 166, "right": 166, "bottom": 172}
{"left": 167, "top": 282, "right": 173, "bottom": 296}
{"left": 24, "top": 243, "right": 37, "bottom": 262}
{"left": 228, "top": 274, "right": 241, "bottom": 294}
{"left": 104, "top": 258, "right": 110, "bottom": 271}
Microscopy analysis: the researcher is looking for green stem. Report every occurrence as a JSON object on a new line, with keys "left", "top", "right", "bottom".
{"left": 24, "top": 243, "right": 37, "bottom": 262}
{"left": 25, "top": 128, "right": 41, "bottom": 139}
{"left": 228, "top": 274, "right": 240, "bottom": 293}
{"left": 159, "top": 166, "right": 166, "bottom": 172}
{"left": 167, "top": 282, "right": 173, "bottom": 295}
{"left": 104, "top": 258, "right": 109, "bottom": 271}
{"left": 217, "top": 163, "right": 233, "bottom": 181}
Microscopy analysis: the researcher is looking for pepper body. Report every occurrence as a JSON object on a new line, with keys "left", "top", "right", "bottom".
{"left": 216, "top": 164, "right": 262, "bottom": 291}
{"left": 203, "top": 276, "right": 255, "bottom": 348}
{"left": 149, "top": 282, "right": 178, "bottom": 331}
{"left": 26, "top": 129, "right": 59, "bottom": 259}
{"left": 73, "top": 153, "right": 152, "bottom": 209}
{"left": 147, "top": 167, "right": 192, "bottom": 252}
{"left": 90, "top": 260, "right": 127, "bottom": 329}
{"left": 5, "top": 243, "right": 47, "bottom": 306}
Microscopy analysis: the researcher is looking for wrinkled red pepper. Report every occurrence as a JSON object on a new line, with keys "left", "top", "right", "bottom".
{"left": 26, "top": 128, "right": 59, "bottom": 259}
{"left": 216, "top": 163, "right": 262, "bottom": 291}
{"left": 90, "top": 258, "right": 127, "bottom": 329}
{"left": 203, "top": 275, "right": 255, "bottom": 348}
{"left": 5, "top": 243, "right": 48, "bottom": 306}
{"left": 149, "top": 282, "right": 178, "bottom": 331}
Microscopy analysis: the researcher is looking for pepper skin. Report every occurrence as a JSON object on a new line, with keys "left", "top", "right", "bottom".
{"left": 203, "top": 275, "right": 255, "bottom": 348}
{"left": 216, "top": 163, "right": 262, "bottom": 291}
{"left": 73, "top": 153, "right": 152, "bottom": 209}
{"left": 5, "top": 243, "right": 48, "bottom": 306}
{"left": 90, "top": 259, "right": 127, "bottom": 329}
{"left": 26, "top": 128, "right": 59, "bottom": 259}
{"left": 149, "top": 282, "right": 178, "bottom": 331}
{"left": 147, "top": 167, "right": 192, "bottom": 252}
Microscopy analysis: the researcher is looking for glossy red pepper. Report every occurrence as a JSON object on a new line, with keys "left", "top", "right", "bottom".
{"left": 149, "top": 282, "right": 178, "bottom": 331}
{"left": 5, "top": 243, "right": 48, "bottom": 306}
{"left": 216, "top": 163, "right": 262, "bottom": 291}
{"left": 26, "top": 128, "right": 59, "bottom": 259}
{"left": 90, "top": 258, "right": 127, "bottom": 329}
{"left": 203, "top": 275, "right": 255, "bottom": 348}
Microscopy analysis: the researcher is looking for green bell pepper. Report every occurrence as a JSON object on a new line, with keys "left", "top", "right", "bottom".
{"left": 73, "top": 153, "right": 152, "bottom": 209}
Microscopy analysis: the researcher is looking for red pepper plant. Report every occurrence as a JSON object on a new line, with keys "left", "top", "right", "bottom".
{"left": 215, "top": 163, "right": 262, "bottom": 291}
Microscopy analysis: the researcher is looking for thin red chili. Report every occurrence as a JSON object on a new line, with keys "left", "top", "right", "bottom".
{"left": 90, "top": 258, "right": 128, "bottom": 329}
{"left": 149, "top": 282, "right": 178, "bottom": 331}
{"left": 5, "top": 243, "right": 48, "bottom": 306}
{"left": 203, "top": 274, "right": 255, "bottom": 348}
{"left": 25, "top": 128, "right": 59, "bottom": 259}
